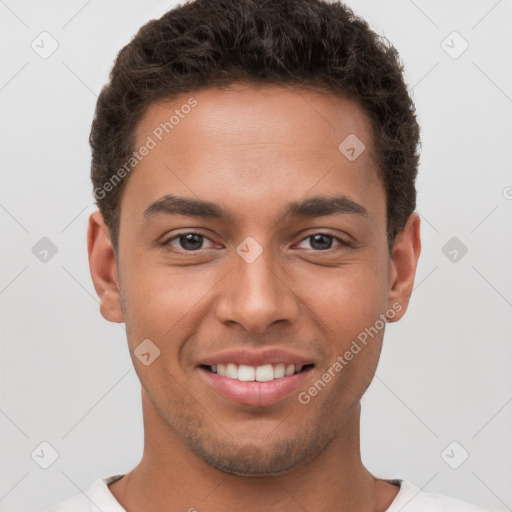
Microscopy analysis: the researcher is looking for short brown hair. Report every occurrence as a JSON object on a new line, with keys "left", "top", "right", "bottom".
{"left": 90, "top": 0, "right": 420, "bottom": 254}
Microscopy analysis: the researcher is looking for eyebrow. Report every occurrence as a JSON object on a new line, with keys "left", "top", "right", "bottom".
{"left": 142, "top": 193, "right": 368, "bottom": 224}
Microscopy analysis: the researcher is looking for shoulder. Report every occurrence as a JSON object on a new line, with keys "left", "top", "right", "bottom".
{"left": 386, "top": 479, "right": 497, "bottom": 512}
{"left": 42, "top": 475, "right": 126, "bottom": 512}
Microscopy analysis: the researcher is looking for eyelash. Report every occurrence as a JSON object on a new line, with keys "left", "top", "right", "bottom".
{"left": 161, "top": 230, "right": 352, "bottom": 254}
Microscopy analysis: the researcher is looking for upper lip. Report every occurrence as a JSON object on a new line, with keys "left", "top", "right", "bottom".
{"left": 197, "top": 348, "right": 314, "bottom": 368}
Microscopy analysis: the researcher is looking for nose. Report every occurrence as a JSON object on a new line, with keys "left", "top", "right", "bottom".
{"left": 215, "top": 243, "right": 300, "bottom": 334}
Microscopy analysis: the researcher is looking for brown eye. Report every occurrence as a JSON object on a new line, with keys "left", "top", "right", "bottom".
{"left": 163, "top": 232, "right": 217, "bottom": 252}
{"left": 297, "top": 233, "right": 350, "bottom": 251}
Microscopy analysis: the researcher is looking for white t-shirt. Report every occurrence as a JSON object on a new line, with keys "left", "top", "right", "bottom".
{"left": 44, "top": 474, "right": 498, "bottom": 512}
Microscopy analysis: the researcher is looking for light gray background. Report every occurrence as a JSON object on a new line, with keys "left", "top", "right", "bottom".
{"left": 1, "top": 1, "right": 511, "bottom": 511}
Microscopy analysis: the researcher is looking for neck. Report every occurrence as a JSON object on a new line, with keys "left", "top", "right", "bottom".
{"left": 108, "top": 391, "right": 398, "bottom": 512}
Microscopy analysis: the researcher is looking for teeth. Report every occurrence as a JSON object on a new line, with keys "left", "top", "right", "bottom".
{"left": 211, "top": 363, "right": 307, "bottom": 381}
{"left": 255, "top": 364, "right": 274, "bottom": 382}
{"left": 285, "top": 364, "right": 295, "bottom": 376}
{"left": 274, "top": 363, "right": 285, "bottom": 378}
{"left": 226, "top": 363, "right": 238, "bottom": 379}
{"left": 238, "top": 364, "right": 255, "bottom": 381}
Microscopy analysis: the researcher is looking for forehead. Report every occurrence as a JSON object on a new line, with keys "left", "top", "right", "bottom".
{"left": 122, "top": 83, "right": 383, "bottom": 226}
{"left": 135, "top": 83, "right": 374, "bottom": 157}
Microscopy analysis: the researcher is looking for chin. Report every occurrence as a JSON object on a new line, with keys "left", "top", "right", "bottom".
{"left": 186, "top": 428, "right": 334, "bottom": 477}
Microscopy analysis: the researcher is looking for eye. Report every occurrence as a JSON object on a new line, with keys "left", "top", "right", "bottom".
{"left": 162, "top": 231, "right": 219, "bottom": 252}
{"left": 161, "top": 231, "right": 351, "bottom": 254}
{"left": 296, "top": 232, "right": 350, "bottom": 251}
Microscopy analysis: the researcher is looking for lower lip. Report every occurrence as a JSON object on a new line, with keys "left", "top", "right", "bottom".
{"left": 198, "top": 366, "right": 313, "bottom": 406}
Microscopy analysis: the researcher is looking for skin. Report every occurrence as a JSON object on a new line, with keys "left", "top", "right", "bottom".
{"left": 88, "top": 83, "right": 421, "bottom": 512}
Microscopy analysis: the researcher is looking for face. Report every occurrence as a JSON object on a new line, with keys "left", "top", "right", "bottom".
{"left": 88, "top": 83, "right": 420, "bottom": 476}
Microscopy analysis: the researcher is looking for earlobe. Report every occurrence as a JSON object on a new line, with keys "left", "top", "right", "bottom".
{"left": 87, "top": 211, "right": 124, "bottom": 323}
{"left": 386, "top": 213, "right": 421, "bottom": 322}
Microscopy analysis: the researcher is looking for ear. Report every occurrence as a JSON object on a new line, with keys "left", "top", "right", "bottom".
{"left": 386, "top": 213, "right": 421, "bottom": 322}
{"left": 87, "top": 211, "right": 124, "bottom": 323}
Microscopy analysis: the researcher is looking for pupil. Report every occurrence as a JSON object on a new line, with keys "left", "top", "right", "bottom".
{"left": 311, "top": 234, "right": 332, "bottom": 250}
{"left": 180, "top": 233, "right": 203, "bottom": 250}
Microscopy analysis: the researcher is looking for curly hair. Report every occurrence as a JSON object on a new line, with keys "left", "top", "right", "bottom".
{"left": 90, "top": 0, "right": 420, "bottom": 255}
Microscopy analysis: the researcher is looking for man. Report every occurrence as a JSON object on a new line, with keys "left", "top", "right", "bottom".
{"left": 46, "top": 0, "right": 496, "bottom": 510}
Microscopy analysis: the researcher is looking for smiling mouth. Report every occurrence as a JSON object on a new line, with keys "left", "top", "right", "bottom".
{"left": 200, "top": 363, "right": 314, "bottom": 382}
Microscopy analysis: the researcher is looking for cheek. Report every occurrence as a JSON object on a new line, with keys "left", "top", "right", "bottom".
{"left": 120, "top": 259, "right": 219, "bottom": 345}
{"left": 301, "top": 261, "right": 388, "bottom": 332}
{"left": 295, "top": 259, "right": 389, "bottom": 391}
{"left": 313, "top": 280, "right": 386, "bottom": 405}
